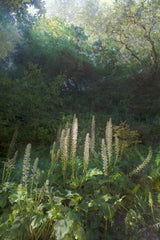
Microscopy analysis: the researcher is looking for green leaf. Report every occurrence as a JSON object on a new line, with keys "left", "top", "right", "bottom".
{"left": 0, "top": 220, "right": 9, "bottom": 236}
{"left": 8, "top": 219, "right": 29, "bottom": 240}
{"left": 9, "top": 193, "right": 18, "bottom": 204}
{"left": 86, "top": 168, "right": 103, "bottom": 178}
{"left": 53, "top": 218, "right": 73, "bottom": 240}
{"left": 11, "top": 222, "right": 21, "bottom": 230}
{"left": 31, "top": 215, "right": 48, "bottom": 229}
{"left": 132, "top": 184, "right": 140, "bottom": 194}
{"left": 113, "top": 196, "right": 126, "bottom": 206}
{"left": 102, "top": 194, "right": 112, "bottom": 202}
{"left": 47, "top": 207, "right": 57, "bottom": 219}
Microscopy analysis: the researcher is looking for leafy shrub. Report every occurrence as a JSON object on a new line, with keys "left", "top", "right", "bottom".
{"left": 0, "top": 116, "right": 160, "bottom": 240}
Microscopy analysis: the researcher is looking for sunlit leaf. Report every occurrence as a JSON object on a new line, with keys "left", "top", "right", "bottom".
{"left": 53, "top": 218, "right": 73, "bottom": 240}
{"left": 31, "top": 215, "right": 48, "bottom": 229}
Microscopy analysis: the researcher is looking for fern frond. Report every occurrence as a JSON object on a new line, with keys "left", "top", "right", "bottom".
{"left": 84, "top": 133, "right": 90, "bottom": 175}
{"left": 101, "top": 139, "right": 108, "bottom": 176}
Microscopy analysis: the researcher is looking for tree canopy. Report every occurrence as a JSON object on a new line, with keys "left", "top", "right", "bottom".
{"left": 1, "top": 2, "right": 160, "bottom": 240}
{"left": 0, "top": 0, "right": 160, "bottom": 149}
{"left": 0, "top": 0, "right": 45, "bottom": 16}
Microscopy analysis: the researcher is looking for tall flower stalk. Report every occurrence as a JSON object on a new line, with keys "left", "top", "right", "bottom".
{"left": 83, "top": 133, "right": 90, "bottom": 175}
{"left": 7, "top": 127, "right": 18, "bottom": 159}
{"left": 22, "top": 143, "right": 31, "bottom": 202}
{"left": 90, "top": 115, "right": 95, "bottom": 156}
{"left": 129, "top": 147, "right": 152, "bottom": 177}
{"left": 71, "top": 115, "right": 78, "bottom": 180}
{"left": 101, "top": 139, "right": 108, "bottom": 176}
{"left": 60, "top": 127, "right": 70, "bottom": 182}
{"left": 22, "top": 144, "right": 31, "bottom": 189}
{"left": 2, "top": 151, "right": 17, "bottom": 183}
{"left": 30, "top": 157, "right": 39, "bottom": 198}
{"left": 49, "top": 141, "right": 59, "bottom": 177}
{"left": 106, "top": 118, "right": 112, "bottom": 169}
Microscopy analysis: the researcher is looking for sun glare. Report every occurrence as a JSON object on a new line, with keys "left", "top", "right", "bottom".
{"left": 27, "top": 5, "right": 39, "bottom": 15}
{"left": 44, "top": 0, "right": 115, "bottom": 17}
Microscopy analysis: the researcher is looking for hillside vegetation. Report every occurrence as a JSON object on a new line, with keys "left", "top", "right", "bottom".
{"left": 0, "top": 0, "right": 160, "bottom": 239}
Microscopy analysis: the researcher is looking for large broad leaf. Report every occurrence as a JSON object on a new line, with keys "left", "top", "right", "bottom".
{"left": 8, "top": 220, "right": 29, "bottom": 240}
{"left": 0, "top": 219, "right": 9, "bottom": 236}
{"left": 31, "top": 215, "right": 48, "bottom": 229}
{"left": 86, "top": 168, "right": 103, "bottom": 179}
{"left": 53, "top": 218, "right": 73, "bottom": 240}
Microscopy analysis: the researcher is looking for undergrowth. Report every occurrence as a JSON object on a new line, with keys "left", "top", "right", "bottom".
{"left": 0, "top": 115, "right": 160, "bottom": 240}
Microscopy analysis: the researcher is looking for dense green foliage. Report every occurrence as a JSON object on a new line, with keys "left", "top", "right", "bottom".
{"left": 0, "top": 0, "right": 160, "bottom": 151}
{"left": 0, "top": 0, "right": 160, "bottom": 238}
{"left": 0, "top": 117, "right": 160, "bottom": 240}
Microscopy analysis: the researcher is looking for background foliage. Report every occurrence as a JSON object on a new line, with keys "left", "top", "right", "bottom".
{"left": 0, "top": 0, "right": 160, "bottom": 153}
{"left": 0, "top": 0, "right": 160, "bottom": 239}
